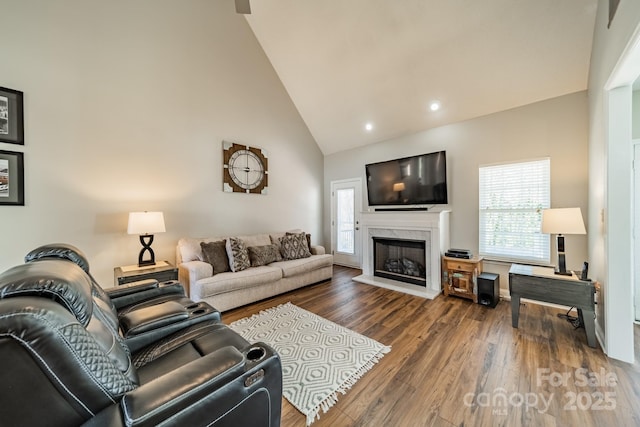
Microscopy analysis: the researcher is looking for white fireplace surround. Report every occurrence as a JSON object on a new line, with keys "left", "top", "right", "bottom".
{"left": 354, "top": 210, "right": 450, "bottom": 299}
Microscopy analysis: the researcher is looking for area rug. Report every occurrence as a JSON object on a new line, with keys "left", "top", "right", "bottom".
{"left": 229, "top": 302, "right": 391, "bottom": 425}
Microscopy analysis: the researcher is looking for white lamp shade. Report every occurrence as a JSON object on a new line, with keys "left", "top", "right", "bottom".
{"left": 541, "top": 208, "right": 586, "bottom": 235}
{"left": 127, "top": 212, "right": 166, "bottom": 235}
{"left": 393, "top": 182, "right": 405, "bottom": 192}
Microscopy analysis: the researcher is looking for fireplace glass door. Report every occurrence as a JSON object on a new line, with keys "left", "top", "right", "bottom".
{"left": 373, "top": 237, "right": 426, "bottom": 287}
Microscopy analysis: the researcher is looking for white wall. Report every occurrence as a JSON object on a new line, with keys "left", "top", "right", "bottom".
{"left": 0, "top": 0, "right": 324, "bottom": 286}
{"left": 324, "top": 91, "right": 589, "bottom": 290}
{"left": 588, "top": 0, "right": 640, "bottom": 362}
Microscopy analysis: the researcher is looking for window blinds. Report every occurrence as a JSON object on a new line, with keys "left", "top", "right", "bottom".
{"left": 479, "top": 158, "right": 550, "bottom": 263}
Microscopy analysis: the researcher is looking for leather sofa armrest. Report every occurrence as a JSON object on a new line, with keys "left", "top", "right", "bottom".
{"left": 310, "top": 245, "right": 325, "bottom": 255}
{"left": 122, "top": 301, "right": 222, "bottom": 353}
{"left": 107, "top": 280, "right": 186, "bottom": 310}
{"left": 107, "top": 279, "right": 159, "bottom": 298}
{"left": 83, "top": 343, "right": 281, "bottom": 427}
{"left": 119, "top": 301, "right": 189, "bottom": 337}
{"left": 121, "top": 346, "right": 246, "bottom": 427}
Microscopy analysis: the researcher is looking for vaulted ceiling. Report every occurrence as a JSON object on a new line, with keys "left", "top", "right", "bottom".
{"left": 244, "top": 0, "right": 597, "bottom": 155}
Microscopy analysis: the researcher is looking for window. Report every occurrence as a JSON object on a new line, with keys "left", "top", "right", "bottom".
{"left": 336, "top": 187, "right": 355, "bottom": 254}
{"left": 479, "top": 158, "right": 550, "bottom": 263}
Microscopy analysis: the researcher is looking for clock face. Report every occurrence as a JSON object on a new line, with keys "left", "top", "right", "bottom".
{"left": 223, "top": 142, "right": 268, "bottom": 194}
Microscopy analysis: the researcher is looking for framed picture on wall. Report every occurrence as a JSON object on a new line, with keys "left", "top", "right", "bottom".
{"left": 0, "top": 86, "right": 24, "bottom": 145}
{"left": 0, "top": 150, "right": 24, "bottom": 206}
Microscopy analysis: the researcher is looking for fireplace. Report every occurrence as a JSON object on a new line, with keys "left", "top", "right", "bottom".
{"left": 353, "top": 210, "right": 450, "bottom": 299}
{"left": 373, "top": 237, "right": 426, "bottom": 287}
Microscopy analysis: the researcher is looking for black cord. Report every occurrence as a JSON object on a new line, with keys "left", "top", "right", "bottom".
{"left": 557, "top": 307, "right": 584, "bottom": 329}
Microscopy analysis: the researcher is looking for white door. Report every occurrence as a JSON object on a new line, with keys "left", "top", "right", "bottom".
{"left": 634, "top": 142, "right": 640, "bottom": 321}
{"left": 331, "top": 178, "right": 362, "bottom": 268}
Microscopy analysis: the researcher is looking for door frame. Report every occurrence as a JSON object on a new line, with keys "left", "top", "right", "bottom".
{"left": 330, "top": 177, "right": 363, "bottom": 268}
{"left": 634, "top": 140, "right": 640, "bottom": 321}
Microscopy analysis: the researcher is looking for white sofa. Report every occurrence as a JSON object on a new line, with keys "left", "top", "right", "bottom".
{"left": 176, "top": 231, "right": 333, "bottom": 312}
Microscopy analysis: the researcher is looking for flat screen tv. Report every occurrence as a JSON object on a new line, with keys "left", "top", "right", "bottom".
{"left": 365, "top": 151, "right": 448, "bottom": 207}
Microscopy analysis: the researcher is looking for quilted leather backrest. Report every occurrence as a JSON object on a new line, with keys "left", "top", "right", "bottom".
{"left": 0, "top": 260, "right": 138, "bottom": 385}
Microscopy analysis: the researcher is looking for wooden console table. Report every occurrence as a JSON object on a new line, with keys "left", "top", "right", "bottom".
{"left": 509, "top": 264, "right": 596, "bottom": 348}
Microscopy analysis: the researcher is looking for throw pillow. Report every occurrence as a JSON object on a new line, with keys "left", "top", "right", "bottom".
{"left": 225, "top": 237, "right": 251, "bottom": 272}
{"left": 200, "top": 241, "right": 230, "bottom": 275}
{"left": 269, "top": 235, "right": 284, "bottom": 261}
{"left": 280, "top": 232, "right": 312, "bottom": 260}
{"left": 286, "top": 231, "right": 312, "bottom": 251}
{"left": 247, "top": 244, "right": 280, "bottom": 267}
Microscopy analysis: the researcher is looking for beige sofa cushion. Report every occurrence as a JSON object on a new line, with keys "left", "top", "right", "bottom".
{"left": 238, "top": 233, "right": 272, "bottom": 248}
{"left": 179, "top": 237, "right": 206, "bottom": 262}
{"left": 193, "top": 265, "right": 283, "bottom": 298}
{"left": 269, "top": 254, "right": 333, "bottom": 278}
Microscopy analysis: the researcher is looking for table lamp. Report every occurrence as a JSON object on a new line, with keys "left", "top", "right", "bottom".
{"left": 393, "top": 182, "right": 405, "bottom": 202}
{"left": 127, "top": 211, "right": 165, "bottom": 266}
{"left": 541, "top": 207, "right": 586, "bottom": 275}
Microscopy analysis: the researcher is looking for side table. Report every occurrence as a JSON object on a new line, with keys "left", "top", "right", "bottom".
{"left": 442, "top": 256, "right": 483, "bottom": 303}
{"left": 114, "top": 260, "right": 178, "bottom": 286}
{"left": 509, "top": 263, "right": 596, "bottom": 348}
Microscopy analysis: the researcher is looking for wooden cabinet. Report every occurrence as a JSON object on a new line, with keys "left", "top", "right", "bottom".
{"left": 442, "top": 256, "right": 483, "bottom": 303}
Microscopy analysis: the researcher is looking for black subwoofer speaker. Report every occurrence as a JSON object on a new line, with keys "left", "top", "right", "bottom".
{"left": 477, "top": 272, "right": 500, "bottom": 308}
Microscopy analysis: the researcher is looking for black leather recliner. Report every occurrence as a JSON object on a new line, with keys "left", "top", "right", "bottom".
{"left": 0, "top": 244, "right": 283, "bottom": 427}
{"left": 23, "top": 243, "right": 224, "bottom": 352}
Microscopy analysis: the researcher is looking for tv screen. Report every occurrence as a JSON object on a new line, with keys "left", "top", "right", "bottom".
{"left": 365, "top": 151, "right": 448, "bottom": 207}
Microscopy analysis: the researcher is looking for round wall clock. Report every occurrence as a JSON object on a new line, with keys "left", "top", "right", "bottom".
{"left": 223, "top": 141, "right": 268, "bottom": 194}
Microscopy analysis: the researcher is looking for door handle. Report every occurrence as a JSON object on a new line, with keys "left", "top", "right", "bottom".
{"left": 355, "top": 227, "right": 360, "bottom": 230}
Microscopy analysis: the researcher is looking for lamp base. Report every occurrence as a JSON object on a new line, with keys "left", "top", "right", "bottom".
{"left": 554, "top": 270, "right": 572, "bottom": 276}
{"left": 138, "top": 234, "right": 156, "bottom": 267}
{"left": 554, "top": 252, "right": 571, "bottom": 275}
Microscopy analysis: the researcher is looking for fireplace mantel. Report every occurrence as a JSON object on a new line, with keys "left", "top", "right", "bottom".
{"left": 354, "top": 210, "right": 450, "bottom": 299}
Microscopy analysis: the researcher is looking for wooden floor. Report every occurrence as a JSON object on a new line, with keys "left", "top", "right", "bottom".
{"left": 224, "top": 266, "right": 640, "bottom": 427}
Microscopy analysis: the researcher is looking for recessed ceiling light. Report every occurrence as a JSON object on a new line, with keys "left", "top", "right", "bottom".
{"left": 365, "top": 122, "right": 373, "bottom": 131}
{"left": 429, "top": 101, "right": 441, "bottom": 111}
